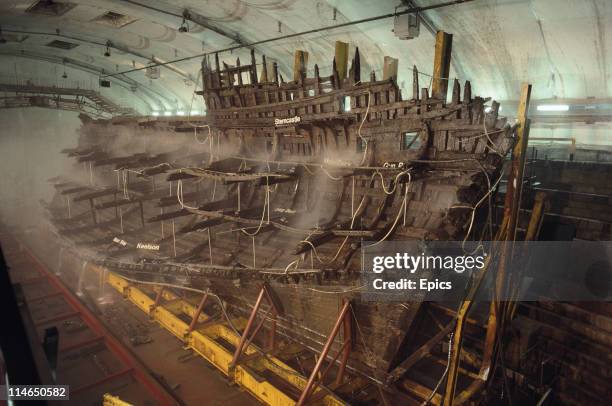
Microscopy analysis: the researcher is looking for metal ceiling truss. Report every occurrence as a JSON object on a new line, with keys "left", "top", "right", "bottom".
{"left": 0, "top": 49, "right": 177, "bottom": 111}
{"left": 2, "top": 27, "right": 195, "bottom": 81}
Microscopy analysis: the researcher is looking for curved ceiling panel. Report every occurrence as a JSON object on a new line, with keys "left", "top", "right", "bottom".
{"left": 0, "top": 0, "right": 609, "bottom": 115}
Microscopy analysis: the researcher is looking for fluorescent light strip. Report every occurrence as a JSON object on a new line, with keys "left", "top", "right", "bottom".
{"left": 537, "top": 104, "right": 569, "bottom": 112}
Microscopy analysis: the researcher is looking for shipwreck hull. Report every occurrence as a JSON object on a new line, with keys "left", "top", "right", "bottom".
{"left": 44, "top": 45, "right": 516, "bottom": 384}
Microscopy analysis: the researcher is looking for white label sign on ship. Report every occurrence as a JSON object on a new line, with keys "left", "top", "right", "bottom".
{"left": 137, "top": 242, "right": 160, "bottom": 251}
{"left": 112, "top": 237, "right": 127, "bottom": 246}
{"left": 274, "top": 116, "right": 301, "bottom": 127}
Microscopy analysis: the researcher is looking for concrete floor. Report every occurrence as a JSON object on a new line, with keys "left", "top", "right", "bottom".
{"left": 96, "top": 285, "right": 259, "bottom": 405}
{"left": 2, "top": 231, "right": 259, "bottom": 406}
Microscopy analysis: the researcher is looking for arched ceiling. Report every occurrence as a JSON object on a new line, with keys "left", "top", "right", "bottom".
{"left": 0, "top": 0, "right": 610, "bottom": 116}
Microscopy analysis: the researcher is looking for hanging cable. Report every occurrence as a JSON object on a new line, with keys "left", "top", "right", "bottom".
{"left": 240, "top": 176, "right": 271, "bottom": 236}
{"left": 358, "top": 90, "right": 372, "bottom": 166}
{"left": 421, "top": 331, "right": 454, "bottom": 406}
{"left": 172, "top": 220, "right": 177, "bottom": 257}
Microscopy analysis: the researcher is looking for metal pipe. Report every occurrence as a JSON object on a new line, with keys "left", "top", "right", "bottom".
{"left": 296, "top": 300, "right": 351, "bottom": 406}
{"left": 187, "top": 292, "right": 208, "bottom": 333}
{"left": 230, "top": 287, "right": 266, "bottom": 368}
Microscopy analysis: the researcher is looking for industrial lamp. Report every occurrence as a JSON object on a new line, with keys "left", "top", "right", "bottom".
{"left": 104, "top": 41, "right": 111, "bottom": 57}
{"left": 178, "top": 17, "right": 189, "bottom": 33}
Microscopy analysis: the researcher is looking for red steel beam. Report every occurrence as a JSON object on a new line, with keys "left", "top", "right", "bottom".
{"left": 34, "top": 311, "right": 80, "bottom": 326}
{"left": 230, "top": 286, "right": 266, "bottom": 368}
{"left": 13, "top": 240, "right": 176, "bottom": 406}
{"left": 187, "top": 292, "right": 208, "bottom": 333}
{"left": 296, "top": 299, "right": 351, "bottom": 406}
{"left": 71, "top": 368, "right": 133, "bottom": 395}
{"left": 59, "top": 335, "right": 104, "bottom": 352}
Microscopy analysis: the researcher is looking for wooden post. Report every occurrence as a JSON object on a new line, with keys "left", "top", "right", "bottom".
{"left": 349, "top": 47, "right": 361, "bottom": 84}
{"left": 382, "top": 56, "right": 398, "bottom": 82}
{"left": 335, "top": 41, "right": 349, "bottom": 80}
{"left": 236, "top": 58, "right": 243, "bottom": 86}
{"left": 444, "top": 84, "right": 532, "bottom": 406}
{"left": 249, "top": 49, "right": 258, "bottom": 84}
{"left": 505, "top": 83, "right": 532, "bottom": 242}
{"left": 272, "top": 62, "right": 279, "bottom": 84}
{"left": 260, "top": 55, "right": 268, "bottom": 83}
{"left": 431, "top": 31, "right": 453, "bottom": 100}
{"left": 293, "top": 50, "right": 309, "bottom": 82}
{"left": 412, "top": 65, "right": 419, "bottom": 101}
{"left": 214, "top": 53, "right": 221, "bottom": 87}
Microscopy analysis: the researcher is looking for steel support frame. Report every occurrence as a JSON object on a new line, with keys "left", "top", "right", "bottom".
{"left": 187, "top": 291, "right": 209, "bottom": 334}
{"left": 229, "top": 283, "right": 281, "bottom": 369}
{"left": 296, "top": 298, "right": 353, "bottom": 406}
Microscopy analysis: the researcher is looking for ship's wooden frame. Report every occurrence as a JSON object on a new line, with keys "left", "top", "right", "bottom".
{"left": 43, "top": 34, "right": 525, "bottom": 404}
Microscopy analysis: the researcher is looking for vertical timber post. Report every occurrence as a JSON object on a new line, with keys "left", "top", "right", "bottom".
{"left": 495, "top": 82, "right": 532, "bottom": 328}
{"left": 431, "top": 31, "right": 453, "bottom": 101}
{"left": 382, "top": 56, "right": 399, "bottom": 82}
{"left": 444, "top": 86, "right": 532, "bottom": 406}
{"left": 335, "top": 41, "right": 349, "bottom": 80}
{"left": 505, "top": 83, "right": 532, "bottom": 242}
{"left": 293, "top": 50, "right": 309, "bottom": 82}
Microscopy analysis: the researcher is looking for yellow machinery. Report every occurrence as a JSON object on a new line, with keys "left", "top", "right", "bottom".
{"left": 95, "top": 266, "right": 347, "bottom": 406}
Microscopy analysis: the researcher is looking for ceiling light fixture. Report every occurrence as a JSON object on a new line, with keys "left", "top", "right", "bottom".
{"left": 179, "top": 11, "right": 189, "bottom": 33}
{"left": 537, "top": 104, "right": 569, "bottom": 112}
{"left": 104, "top": 41, "right": 111, "bottom": 57}
{"left": 178, "top": 17, "right": 189, "bottom": 33}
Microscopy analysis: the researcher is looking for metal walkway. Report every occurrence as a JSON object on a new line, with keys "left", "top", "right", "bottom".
{"left": 0, "top": 83, "right": 136, "bottom": 117}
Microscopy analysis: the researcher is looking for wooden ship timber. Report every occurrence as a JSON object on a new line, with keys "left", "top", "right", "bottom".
{"left": 43, "top": 35, "right": 519, "bottom": 403}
